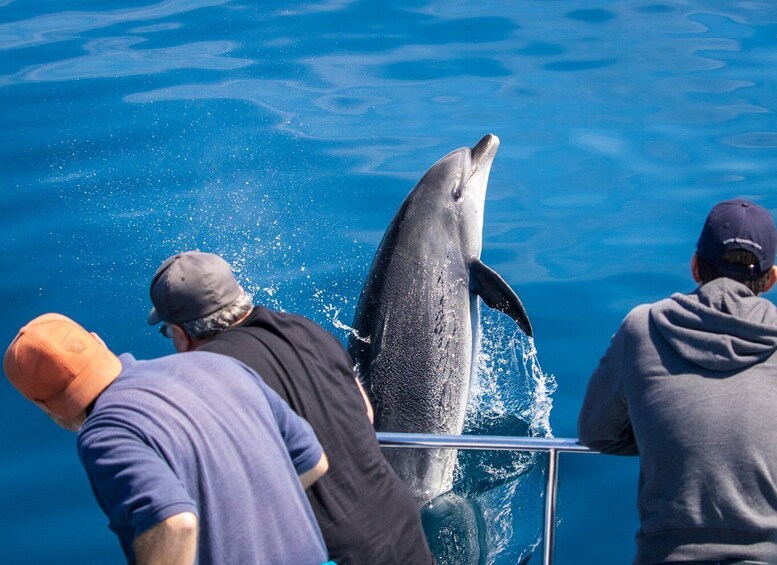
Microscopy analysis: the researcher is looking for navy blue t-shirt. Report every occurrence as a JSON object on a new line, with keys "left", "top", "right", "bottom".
{"left": 77, "top": 352, "right": 327, "bottom": 565}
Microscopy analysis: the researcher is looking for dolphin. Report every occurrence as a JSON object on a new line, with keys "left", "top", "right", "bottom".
{"left": 348, "top": 133, "right": 532, "bottom": 506}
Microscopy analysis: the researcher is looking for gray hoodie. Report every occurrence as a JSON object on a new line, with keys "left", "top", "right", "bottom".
{"left": 579, "top": 278, "right": 777, "bottom": 564}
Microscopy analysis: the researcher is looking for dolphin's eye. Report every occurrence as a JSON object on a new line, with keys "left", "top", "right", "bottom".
{"left": 451, "top": 169, "right": 464, "bottom": 200}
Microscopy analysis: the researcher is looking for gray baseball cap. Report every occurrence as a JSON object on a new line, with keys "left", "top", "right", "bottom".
{"left": 147, "top": 251, "right": 242, "bottom": 325}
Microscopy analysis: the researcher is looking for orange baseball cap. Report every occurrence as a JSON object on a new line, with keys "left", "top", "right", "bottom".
{"left": 3, "top": 313, "right": 122, "bottom": 422}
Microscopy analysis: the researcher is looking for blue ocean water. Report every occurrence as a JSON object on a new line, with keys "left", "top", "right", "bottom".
{"left": 1, "top": 0, "right": 776, "bottom": 563}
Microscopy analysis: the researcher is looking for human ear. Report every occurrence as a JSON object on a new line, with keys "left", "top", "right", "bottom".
{"left": 170, "top": 325, "right": 193, "bottom": 353}
{"left": 691, "top": 254, "right": 701, "bottom": 283}
{"left": 763, "top": 266, "right": 777, "bottom": 293}
{"left": 34, "top": 400, "right": 85, "bottom": 432}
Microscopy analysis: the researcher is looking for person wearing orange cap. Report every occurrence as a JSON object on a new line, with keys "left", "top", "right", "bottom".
{"left": 3, "top": 313, "right": 331, "bottom": 565}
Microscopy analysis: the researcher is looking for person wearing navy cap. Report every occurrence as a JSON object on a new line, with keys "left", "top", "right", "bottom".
{"left": 579, "top": 198, "right": 777, "bottom": 564}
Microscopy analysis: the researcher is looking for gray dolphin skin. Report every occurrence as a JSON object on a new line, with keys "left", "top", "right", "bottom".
{"left": 348, "top": 133, "right": 532, "bottom": 506}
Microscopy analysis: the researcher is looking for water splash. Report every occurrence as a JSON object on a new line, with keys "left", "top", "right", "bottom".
{"left": 448, "top": 306, "right": 555, "bottom": 564}
{"left": 521, "top": 337, "right": 557, "bottom": 438}
{"left": 328, "top": 310, "right": 370, "bottom": 343}
{"left": 465, "top": 306, "right": 556, "bottom": 442}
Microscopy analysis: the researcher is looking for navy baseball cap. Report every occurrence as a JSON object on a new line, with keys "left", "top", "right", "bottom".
{"left": 147, "top": 252, "right": 242, "bottom": 325}
{"left": 697, "top": 198, "right": 777, "bottom": 278}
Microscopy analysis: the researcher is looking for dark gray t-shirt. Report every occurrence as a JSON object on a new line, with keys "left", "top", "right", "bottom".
{"left": 78, "top": 351, "right": 326, "bottom": 565}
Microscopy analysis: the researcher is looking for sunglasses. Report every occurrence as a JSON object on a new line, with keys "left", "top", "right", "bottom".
{"left": 159, "top": 324, "right": 174, "bottom": 339}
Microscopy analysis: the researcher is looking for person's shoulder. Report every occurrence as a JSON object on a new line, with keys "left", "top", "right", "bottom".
{"left": 240, "top": 306, "right": 318, "bottom": 333}
{"left": 184, "top": 350, "right": 250, "bottom": 370}
{"left": 268, "top": 307, "right": 322, "bottom": 328}
{"left": 625, "top": 302, "right": 652, "bottom": 321}
{"left": 136, "top": 349, "right": 234, "bottom": 366}
{"left": 619, "top": 300, "right": 662, "bottom": 335}
{"left": 612, "top": 292, "right": 687, "bottom": 343}
{"left": 269, "top": 309, "right": 344, "bottom": 342}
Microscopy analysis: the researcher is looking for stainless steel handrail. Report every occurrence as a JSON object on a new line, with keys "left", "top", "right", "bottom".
{"left": 377, "top": 432, "right": 595, "bottom": 565}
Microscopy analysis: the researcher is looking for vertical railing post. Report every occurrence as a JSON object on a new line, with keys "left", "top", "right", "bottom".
{"left": 542, "top": 449, "right": 559, "bottom": 565}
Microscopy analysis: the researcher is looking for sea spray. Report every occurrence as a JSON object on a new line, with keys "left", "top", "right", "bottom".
{"left": 451, "top": 306, "right": 555, "bottom": 564}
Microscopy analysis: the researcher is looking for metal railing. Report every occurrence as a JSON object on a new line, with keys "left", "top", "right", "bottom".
{"left": 377, "top": 432, "right": 594, "bottom": 565}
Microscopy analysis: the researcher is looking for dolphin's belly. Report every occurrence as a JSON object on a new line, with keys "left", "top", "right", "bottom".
{"left": 354, "top": 255, "right": 476, "bottom": 505}
{"left": 366, "top": 259, "right": 474, "bottom": 436}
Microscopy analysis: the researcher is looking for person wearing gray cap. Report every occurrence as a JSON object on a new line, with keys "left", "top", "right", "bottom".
{"left": 578, "top": 198, "right": 777, "bottom": 564}
{"left": 147, "top": 251, "right": 434, "bottom": 565}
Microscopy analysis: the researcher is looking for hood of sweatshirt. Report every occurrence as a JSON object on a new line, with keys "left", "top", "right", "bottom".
{"left": 650, "top": 277, "right": 777, "bottom": 371}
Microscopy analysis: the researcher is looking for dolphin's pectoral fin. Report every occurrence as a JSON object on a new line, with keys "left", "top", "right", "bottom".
{"left": 469, "top": 259, "right": 533, "bottom": 337}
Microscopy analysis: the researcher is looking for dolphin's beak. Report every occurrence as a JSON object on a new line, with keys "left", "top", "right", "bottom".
{"left": 470, "top": 134, "right": 499, "bottom": 178}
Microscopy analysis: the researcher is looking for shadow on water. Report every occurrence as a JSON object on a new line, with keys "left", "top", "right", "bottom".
{"left": 420, "top": 472, "right": 542, "bottom": 565}
{"left": 421, "top": 492, "right": 489, "bottom": 565}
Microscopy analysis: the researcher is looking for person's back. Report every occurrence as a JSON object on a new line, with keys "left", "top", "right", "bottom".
{"left": 199, "top": 307, "right": 434, "bottom": 564}
{"left": 79, "top": 350, "right": 328, "bottom": 565}
{"left": 579, "top": 198, "right": 777, "bottom": 564}
{"left": 581, "top": 279, "right": 777, "bottom": 562}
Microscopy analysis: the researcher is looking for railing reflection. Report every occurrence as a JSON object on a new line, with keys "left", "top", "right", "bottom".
{"left": 377, "top": 432, "right": 595, "bottom": 565}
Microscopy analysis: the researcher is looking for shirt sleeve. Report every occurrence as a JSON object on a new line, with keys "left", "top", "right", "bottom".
{"left": 256, "top": 377, "right": 324, "bottom": 475}
{"left": 577, "top": 316, "right": 638, "bottom": 455}
{"left": 78, "top": 425, "right": 198, "bottom": 541}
